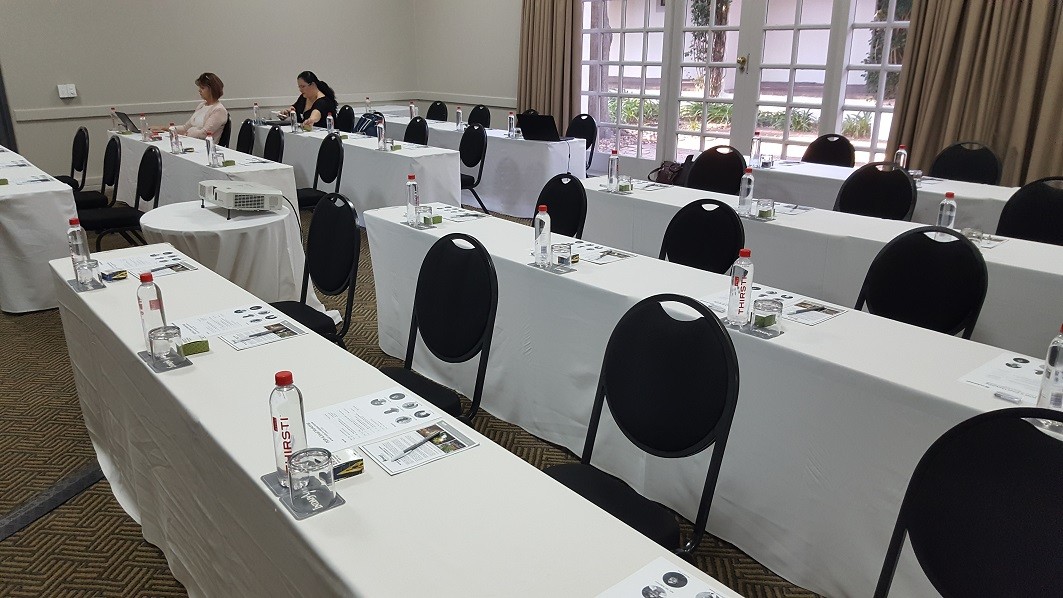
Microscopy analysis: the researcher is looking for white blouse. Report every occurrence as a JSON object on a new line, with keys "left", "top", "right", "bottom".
{"left": 176, "top": 101, "right": 228, "bottom": 139}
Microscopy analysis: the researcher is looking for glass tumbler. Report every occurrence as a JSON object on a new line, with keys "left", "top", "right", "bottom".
{"left": 749, "top": 299, "right": 783, "bottom": 336}
{"left": 552, "top": 243, "right": 573, "bottom": 266}
{"left": 148, "top": 325, "right": 184, "bottom": 367}
{"left": 288, "top": 448, "right": 335, "bottom": 515}
{"left": 74, "top": 259, "right": 100, "bottom": 288}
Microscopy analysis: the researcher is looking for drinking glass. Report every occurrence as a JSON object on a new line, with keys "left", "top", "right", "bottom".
{"left": 74, "top": 259, "right": 100, "bottom": 288}
{"left": 148, "top": 325, "right": 184, "bottom": 367}
{"left": 288, "top": 448, "right": 335, "bottom": 515}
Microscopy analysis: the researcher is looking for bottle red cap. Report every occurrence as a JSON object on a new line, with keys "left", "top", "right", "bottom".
{"left": 754, "top": 131, "right": 760, "bottom": 136}
{"left": 275, "top": 370, "right": 293, "bottom": 386}
{"left": 328, "top": 112, "right": 333, "bottom": 116}
{"left": 538, "top": 205, "right": 547, "bottom": 212}
{"left": 139, "top": 272, "right": 153, "bottom": 283}
{"left": 509, "top": 111, "right": 514, "bottom": 115}
{"left": 745, "top": 167, "right": 753, "bottom": 173}
{"left": 1059, "top": 323, "right": 1063, "bottom": 334}
{"left": 899, "top": 144, "right": 906, "bottom": 149}
{"left": 140, "top": 113, "right": 145, "bottom": 117}
{"left": 407, "top": 174, "right": 415, "bottom": 180}
{"left": 611, "top": 149, "right": 618, "bottom": 155}
{"left": 945, "top": 192, "right": 955, "bottom": 199}
{"left": 69, "top": 217, "right": 79, "bottom": 226}
{"left": 739, "top": 248, "right": 751, "bottom": 258}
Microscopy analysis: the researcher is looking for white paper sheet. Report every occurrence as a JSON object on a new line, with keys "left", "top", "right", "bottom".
{"left": 774, "top": 202, "right": 815, "bottom": 215}
{"left": 700, "top": 284, "right": 846, "bottom": 326}
{"left": 572, "top": 240, "right": 636, "bottom": 265}
{"left": 360, "top": 419, "right": 478, "bottom": 475}
{"left": 596, "top": 557, "right": 723, "bottom": 598}
{"left": 170, "top": 303, "right": 284, "bottom": 337}
{"left": 304, "top": 386, "right": 441, "bottom": 452}
{"left": 959, "top": 352, "right": 1044, "bottom": 404}
{"left": 98, "top": 249, "right": 198, "bottom": 278}
{"left": 433, "top": 204, "right": 489, "bottom": 222}
{"left": 218, "top": 320, "right": 306, "bottom": 350}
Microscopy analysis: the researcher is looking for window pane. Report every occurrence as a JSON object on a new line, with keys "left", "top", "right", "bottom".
{"left": 706, "top": 67, "right": 736, "bottom": 98}
{"left": 581, "top": 65, "right": 591, "bottom": 92}
{"left": 759, "top": 68, "right": 792, "bottom": 101}
{"left": 687, "top": 0, "right": 737, "bottom": 28}
{"left": 799, "top": 0, "right": 832, "bottom": 25}
{"left": 646, "top": 32, "right": 664, "bottom": 62}
{"left": 765, "top": 0, "right": 797, "bottom": 26}
{"left": 624, "top": 32, "right": 645, "bottom": 61}
{"left": 618, "top": 128, "right": 639, "bottom": 157}
{"left": 676, "top": 134, "right": 704, "bottom": 160}
{"left": 626, "top": 0, "right": 647, "bottom": 29}
{"left": 762, "top": 29, "right": 794, "bottom": 65}
{"left": 679, "top": 67, "right": 705, "bottom": 98}
{"left": 793, "top": 69, "right": 825, "bottom": 105}
{"left": 888, "top": 28, "right": 907, "bottom": 66}
{"left": 596, "top": 126, "right": 617, "bottom": 154}
{"left": 853, "top": 0, "right": 879, "bottom": 22}
{"left": 622, "top": 65, "right": 642, "bottom": 92}
{"left": 678, "top": 101, "right": 704, "bottom": 132}
{"left": 850, "top": 27, "right": 884, "bottom": 65}
{"left": 642, "top": 98, "right": 661, "bottom": 127}
{"left": 796, "top": 29, "right": 830, "bottom": 65}
{"left": 787, "top": 108, "right": 821, "bottom": 141}
{"left": 645, "top": 65, "right": 662, "bottom": 96}
{"left": 639, "top": 130, "right": 658, "bottom": 159}
{"left": 605, "top": 65, "right": 621, "bottom": 93}
{"left": 841, "top": 110, "right": 874, "bottom": 142}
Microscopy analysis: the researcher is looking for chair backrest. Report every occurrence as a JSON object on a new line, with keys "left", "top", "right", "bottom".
{"left": 100, "top": 136, "right": 121, "bottom": 198}
{"left": 133, "top": 146, "right": 162, "bottom": 210}
{"left": 565, "top": 113, "right": 598, "bottom": 152}
{"left": 802, "top": 134, "right": 855, "bottom": 167}
{"left": 235, "top": 119, "right": 255, "bottom": 154}
{"left": 218, "top": 116, "right": 232, "bottom": 147}
{"left": 535, "top": 173, "right": 587, "bottom": 238}
{"left": 928, "top": 141, "right": 1002, "bottom": 185}
{"left": 521, "top": 108, "right": 539, "bottom": 116}
{"left": 583, "top": 293, "right": 739, "bottom": 555}
{"left": 69, "top": 126, "right": 90, "bottom": 189}
{"left": 459, "top": 123, "right": 488, "bottom": 183}
{"left": 996, "top": 176, "right": 1063, "bottom": 246}
{"left": 263, "top": 125, "right": 284, "bottom": 162}
{"left": 873, "top": 407, "right": 1063, "bottom": 598}
{"left": 833, "top": 161, "right": 917, "bottom": 221}
{"left": 659, "top": 199, "right": 745, "bottom": 274}
{"left": 405, "top": 233, "right": 498, "bottom": 419}
{"left": 404, "top": 116, "right": 429, "bottom": 145}
{"left": 855, "top": 226, "right": 987, "bottom": 338}
{"left": 468, "top": 104, "right": 491, "bottom": 128}
{"left": 335, "top": 105, "right": 356, "bottom": 133}
{"left": 313, "top": 133, "right": 344, "bottom": 191}
{"left": 426, "top": 100, "right": 448, "bottom": 121}
{"left": 302, "top": 193, "right": 360, "bottom": 338}
{"left": 686, "top": 145, "right": 746, "bottom": 195}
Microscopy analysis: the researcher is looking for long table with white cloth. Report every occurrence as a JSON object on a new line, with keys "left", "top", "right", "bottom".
{"left": 384, "top": 115, "right": 586, "bottom": 216}
{"left": 365, "top": 204, "right": 1040, "bottom": 598}
{"left": 51, "top": 243, "right": 740, "bottom": 598}
{"left": 252, "top": 125, "right": 461, "bottom": 220}
{"left": 111, "top": 133, "right": 323, "bottom": 310}
{"left": 581, "top": 175, "right": 1063, "bottom": 357}
{"left": 753, "top": 160, "right": 1018, "bottom": 231}
{"left": 0, "top": 145, "right": 76, "bottom": 312}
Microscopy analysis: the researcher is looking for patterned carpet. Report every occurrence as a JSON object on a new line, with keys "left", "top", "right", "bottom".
{"left": 0, "top": 218, "right": 820, "bottom": 598}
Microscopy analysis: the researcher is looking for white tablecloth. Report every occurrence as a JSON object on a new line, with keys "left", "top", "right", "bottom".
{"left": 50, "top": 244, "right": 739, "bottom": 598}
{"left": 753, "top": 161, "right": 1018, "bottom": 231}
{"left": 0, "top": 146, "right": 77, "bottom": 312}
{"left": 140, "top": 203, "right": 301, "bottom": 303}
{"left": 365, "top": 204, "right": 1034, "bottom": 598}
{"left": 253, "top": 125, "right": 461, "bottom": 222}
{"left": 112, "top": 133, "right": 323, "bottom": 311}
{"left": 580, "top": 176, "right": 1063, "bottom": 357}
{"left": 385, "top": 115, "right": 587, "bottom": 217}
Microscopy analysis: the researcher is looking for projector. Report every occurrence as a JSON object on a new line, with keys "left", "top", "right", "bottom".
{"left": 197, "top": 180, "right": 285, "bottom": 212}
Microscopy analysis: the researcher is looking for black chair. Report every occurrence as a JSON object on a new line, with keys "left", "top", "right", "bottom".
{"left": 996, "top": 176, "right": 1063, "bottom": 246}
{"left": 380, "top": 233, "right": 498, "bottom": 422}
{"left": 928, "top": 141, "right": 1002, "bottom": 185}
{"left": 659, "top": 199, "right": 745, "bottom": 274}
{"left": 802, "top": 134, "right": 855, "bottom": 167}
{"left": 218, "top": 116, "right": 232, "bottom": 147}
{"left": 459, "top": 123, "right": 490, "bottom": 214}
{"left": 566, "top": 113, "right": 598, "bottom": 170}
{"left": 535, "top": 173, "right": 587, "bottom": 238}
{"left": 335, "top": 105, "right": 355, "bottom": 133}
{"left": 686, "top": 145, "right": 746, "bottom": 195}
{"left": 74, "top": 136, "right": 121, "bottom": 211}
{"left": 873, "top": 407, "right": 1063, "bottom": 597}
{"left": 297, "top": 133, "right": 344, "bottom": 210}
{"left": 544, "top": 293, "right": 740, "bottom": 556}
{"left": 271, "top": 193, "right": 360, "bottom": 348}
{"left": 521, "top": 108, "right": 539, "bottom": 116}
{"left": 79, "top": 145, "right": 162, "bottom": 251}
{"left": 833, "top": 162, "right": 917, "bottom": 221}
{"left": 263, "top": 125, "right": 284, "bottom": 162}
{"left": 426, "top": 101, "right": 448, "bottom": 121}
{"left": 404, "top": 116, "right": 429, "bottom": 145}
{"left": 468, "top": 104, "right": 491, "bottom": 128}
{"left": 235, "top": 119, "right": 255, "bottom": 154}
{"left": 855, "top": 226, "right": 987, "bottom": 339}
{"left": 54, "top": 126, "right": 89, "bottom": 191}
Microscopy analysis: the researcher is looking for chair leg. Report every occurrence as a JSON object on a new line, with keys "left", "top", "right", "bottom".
{"left": 131, "top": 230, "right": 146, "bottom": 245}
{"left": 119, "top": 231, "right": 139, "bottom": 246}
{"left": 469, "top": 188, "right": 491, "bottom": 215}
{"left": 95, "top": 231, "right": 107, "bottom": 252}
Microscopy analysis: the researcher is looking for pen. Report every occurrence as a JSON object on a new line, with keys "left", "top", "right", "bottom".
{"left": 992, "top": 391, "right": 1023, "bottom": 405}
{"left": 247, "top": 330, "right": 275, "bottom": 338}
{"left": 791, "top": 305, "right": 827, "bottom": 315}
{"left": 391, "top": 430, "right": 446, "bottom": 461}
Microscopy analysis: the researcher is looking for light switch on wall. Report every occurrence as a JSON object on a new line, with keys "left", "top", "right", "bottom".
{"left": 57, "top": 84, "right": 78, "bottom": 99}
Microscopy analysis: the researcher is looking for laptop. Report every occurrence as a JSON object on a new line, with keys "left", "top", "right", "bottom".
{"left": 114, "top": 111, "right": 140, "bottom": 133}
{"left": 517, "top": 114, "right": 563, "bottom": 142}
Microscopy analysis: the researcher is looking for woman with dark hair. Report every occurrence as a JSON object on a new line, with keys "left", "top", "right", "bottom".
{"left": 151, "top": 72, "right": 228, "bottom": 139}
{"left": 279, "top": 71, "right": 338, "bottom": 129}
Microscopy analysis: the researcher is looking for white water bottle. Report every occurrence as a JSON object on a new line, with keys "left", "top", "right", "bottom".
{"left": 377, "top": 118, "right": 386, "bottom": 150}
{"left": 270, "top": 370, "right": 307, "bottom": 487}
{"left": 290, "top": 110, "right": 299, "bottom": 133}
{"left": 508, "top": 112, "right": 516, "bottom": 137}
{"left": 727, "top": 248, "right": 754, "bottom": 328}
{"left": 738, "top": 168, "right": 755, "bottom": 216}
{"left": 455, "top": 106, "right": 463, "bottom": 130}
{"left": 252, "top": 102, "right": 260, "bottom": 125}
{"left": 326, "top": 112, "right": 335, "bottom": 134}
{"left": 894, "top": 144, "right": 908, "bottom": 170}
{"left": 406, "top": 174, "right": 420, "bottom": 226}
{"left": 1037, "top": 325, "right": 1063, "bottom": 430}
{"left": 67, "top": 218, "right": 90, "bottom": 270}
{"left": 936, "top": 191, "right": 957, "bottom": 229}
{"left": 137, "top": 272, "right": 166, "bottom": 351}
{"left": 534, "top": 205, "right": 552, "bottom": 268}
{"left": 409, "top": 102, "right": 417, "bottom": 118}
{"left": 751, "top": 131, "right": 762, "bottom": 168}
{"left": 204, "top": 131, "right": 216, "bottom": 165}
{"left": 364, "top": 96, "right": 372, "bottom": 114}
{"left": 139, "top": 114, "right": 149, "bottom": 140}
{"left": 168, "top": 123, "right": 180, "bottom": 154}
{"left": 607, "top": 150, "right": 620, "bottom": 192}
{"left": 109, "top": 107, "right": 120, "bottom": 131}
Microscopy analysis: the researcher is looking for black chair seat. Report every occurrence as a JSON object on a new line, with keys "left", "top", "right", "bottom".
{"left": 77, "top": 206, "right": 142, "bottom": 230}
{"left": 460, "top": 173, "right": 475, "bottom": 188}
{"left": 378, "top": 366, "right": 462, "bottom": 417}
{"left": 74, "top": 190, "right": 109, "bottom": 210}
{"left": 271, "top": 301, "right": 337, "bottom": 339}
{"left": 55, "top": 175, "right": 79, "bottom": 190}
{"left": 297, "top": 188, "right": 326, "bottom": 210}
{"left": 545, "top": 463, "right": 680, "bottom": 549}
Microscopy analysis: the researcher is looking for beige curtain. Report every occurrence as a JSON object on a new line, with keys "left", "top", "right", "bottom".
{"left": 889, "top": 0, "right": 1063, "bottom": 186}
{"left": 517, "top": 0, "right": 581, "bottom": 134}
